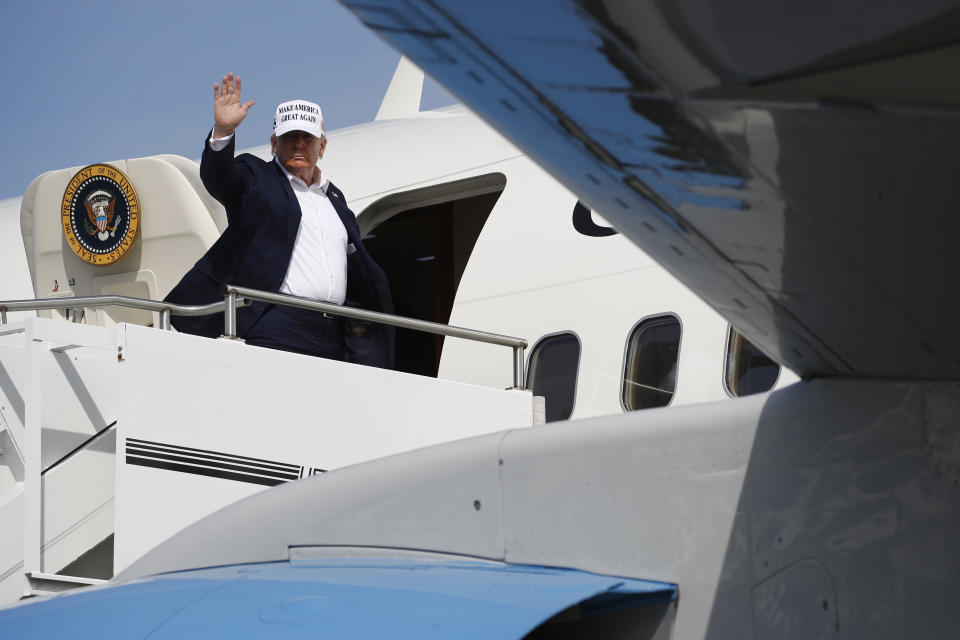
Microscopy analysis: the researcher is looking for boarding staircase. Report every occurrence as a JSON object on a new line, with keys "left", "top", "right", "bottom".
{"left": 0, "top": 319, "right": 116, "bottom": 602}
{"left": 0, "top": 292, "right": 536, "bottom": 604}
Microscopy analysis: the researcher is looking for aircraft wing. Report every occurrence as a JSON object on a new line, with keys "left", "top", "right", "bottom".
{"left": 340, "top": 0, "right": 960, "bottom": 379}
{"left": 0, "top": 556, "right": 675, "bottom": 638}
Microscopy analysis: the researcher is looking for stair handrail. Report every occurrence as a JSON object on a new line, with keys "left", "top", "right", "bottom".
{"left": 0, "top": 296, "right": 242, "bottom": 329}
{"left": 0, "top": 289, "right": 529, "bottom": 388}
{"left": 223, "top": 284, "right": 528, "bottom": 389}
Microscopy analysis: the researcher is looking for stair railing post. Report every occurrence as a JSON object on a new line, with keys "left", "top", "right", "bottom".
{"left": 22, "top": 324, "right": 46, "bottom": 582}
{"left": 224, "top": 289, "right": 238, "bottom": 339}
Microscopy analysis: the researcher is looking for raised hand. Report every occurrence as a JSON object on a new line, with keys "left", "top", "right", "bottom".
{"left": 212, "top": 73, "right": 255, "bottom": 138}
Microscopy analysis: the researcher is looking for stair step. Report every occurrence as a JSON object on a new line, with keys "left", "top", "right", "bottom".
{"left": 25, "top": 571, "right": 106, "bottom": 597}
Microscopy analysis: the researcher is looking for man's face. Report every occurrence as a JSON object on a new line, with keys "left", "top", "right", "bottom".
{"left": 271, "top": 130, "right": 326, "bottom": 175}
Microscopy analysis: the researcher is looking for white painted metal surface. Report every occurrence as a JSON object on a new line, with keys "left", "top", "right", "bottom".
{"left": 0, "top": 314, "right": 533, "bottom": 597}
{"left": 20, "top": 156, "right": 223, "bottom": 327}
{"left": 375, "top": 56, "right": 424, "bottom": 121}
{"left": 122, "top": 377, "right": 960, "bottom": 638}
{"left": 0, "top": 198, "right": 33, "bottom": 324}
{"left": 114, "top": 323, "right": 533, "bottom": 570}
{"left": 0, "top": 319, "right": 116, "bottom": 603}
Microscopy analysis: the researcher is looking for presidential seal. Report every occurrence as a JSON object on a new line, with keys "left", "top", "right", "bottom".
{"left": 61, "top": 164, "right": 140, "bottom": 266}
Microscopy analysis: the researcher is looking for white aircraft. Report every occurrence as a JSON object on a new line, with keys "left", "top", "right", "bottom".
{"left": 0, "top": 53, "right": 795, "bottom": 614}
{"left": 0, "top": 1, "right": 941, "bottom": 638}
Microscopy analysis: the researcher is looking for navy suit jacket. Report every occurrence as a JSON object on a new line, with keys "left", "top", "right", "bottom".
{"left": 164, "top": 132, "right": 394, "bottom": 369}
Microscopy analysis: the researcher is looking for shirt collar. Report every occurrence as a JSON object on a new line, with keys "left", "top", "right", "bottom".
{"left": 274, "top": 156, "right": 328, "bottom": 193}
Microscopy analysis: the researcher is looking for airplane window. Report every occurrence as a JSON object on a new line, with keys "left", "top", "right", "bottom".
{"left": 725, "top": 328, "right": 780, "bottom": 397}
{"left": 527, "top": 332, "right": 581, "bottom": 422}
{"left": 622, "top": 316, "right": 681, "bottom": 410}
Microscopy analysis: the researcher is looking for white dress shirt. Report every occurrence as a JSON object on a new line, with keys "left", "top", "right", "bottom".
{"left": 208, "top": 133, "right": 349, "bottom": 304}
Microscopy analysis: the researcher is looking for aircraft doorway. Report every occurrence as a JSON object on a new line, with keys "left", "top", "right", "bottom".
{"left": 359, "top": 174, "right": 505, "bottom": 378}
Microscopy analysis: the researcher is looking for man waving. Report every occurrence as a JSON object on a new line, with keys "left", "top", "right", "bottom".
{"left": 165, "top": 73, "right": 394, "bottom": 368}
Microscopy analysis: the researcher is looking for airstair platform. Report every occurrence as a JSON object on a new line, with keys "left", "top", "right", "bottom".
{"left": 0, "top": 316, "right": 536, "bottom": 604}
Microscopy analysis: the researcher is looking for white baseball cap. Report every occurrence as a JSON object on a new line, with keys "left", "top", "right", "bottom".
{"left": 273, "top": 99, "right": 324, "bottom": 138}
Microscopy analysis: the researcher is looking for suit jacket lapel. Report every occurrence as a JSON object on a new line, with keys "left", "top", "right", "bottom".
{"left": 326, "top": 183, "right": 362, "bottom": 245}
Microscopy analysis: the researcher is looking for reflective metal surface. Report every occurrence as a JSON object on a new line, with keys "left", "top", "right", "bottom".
{"left": 0, "top": 295, "right": 235, "bottom": 324}
{"left": 342, "top": 0, "right": 960, "bottom": 378}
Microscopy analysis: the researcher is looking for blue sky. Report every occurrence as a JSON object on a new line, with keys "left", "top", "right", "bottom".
{"left": 0, "top": 0, "right": 454, "bottom": 199}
